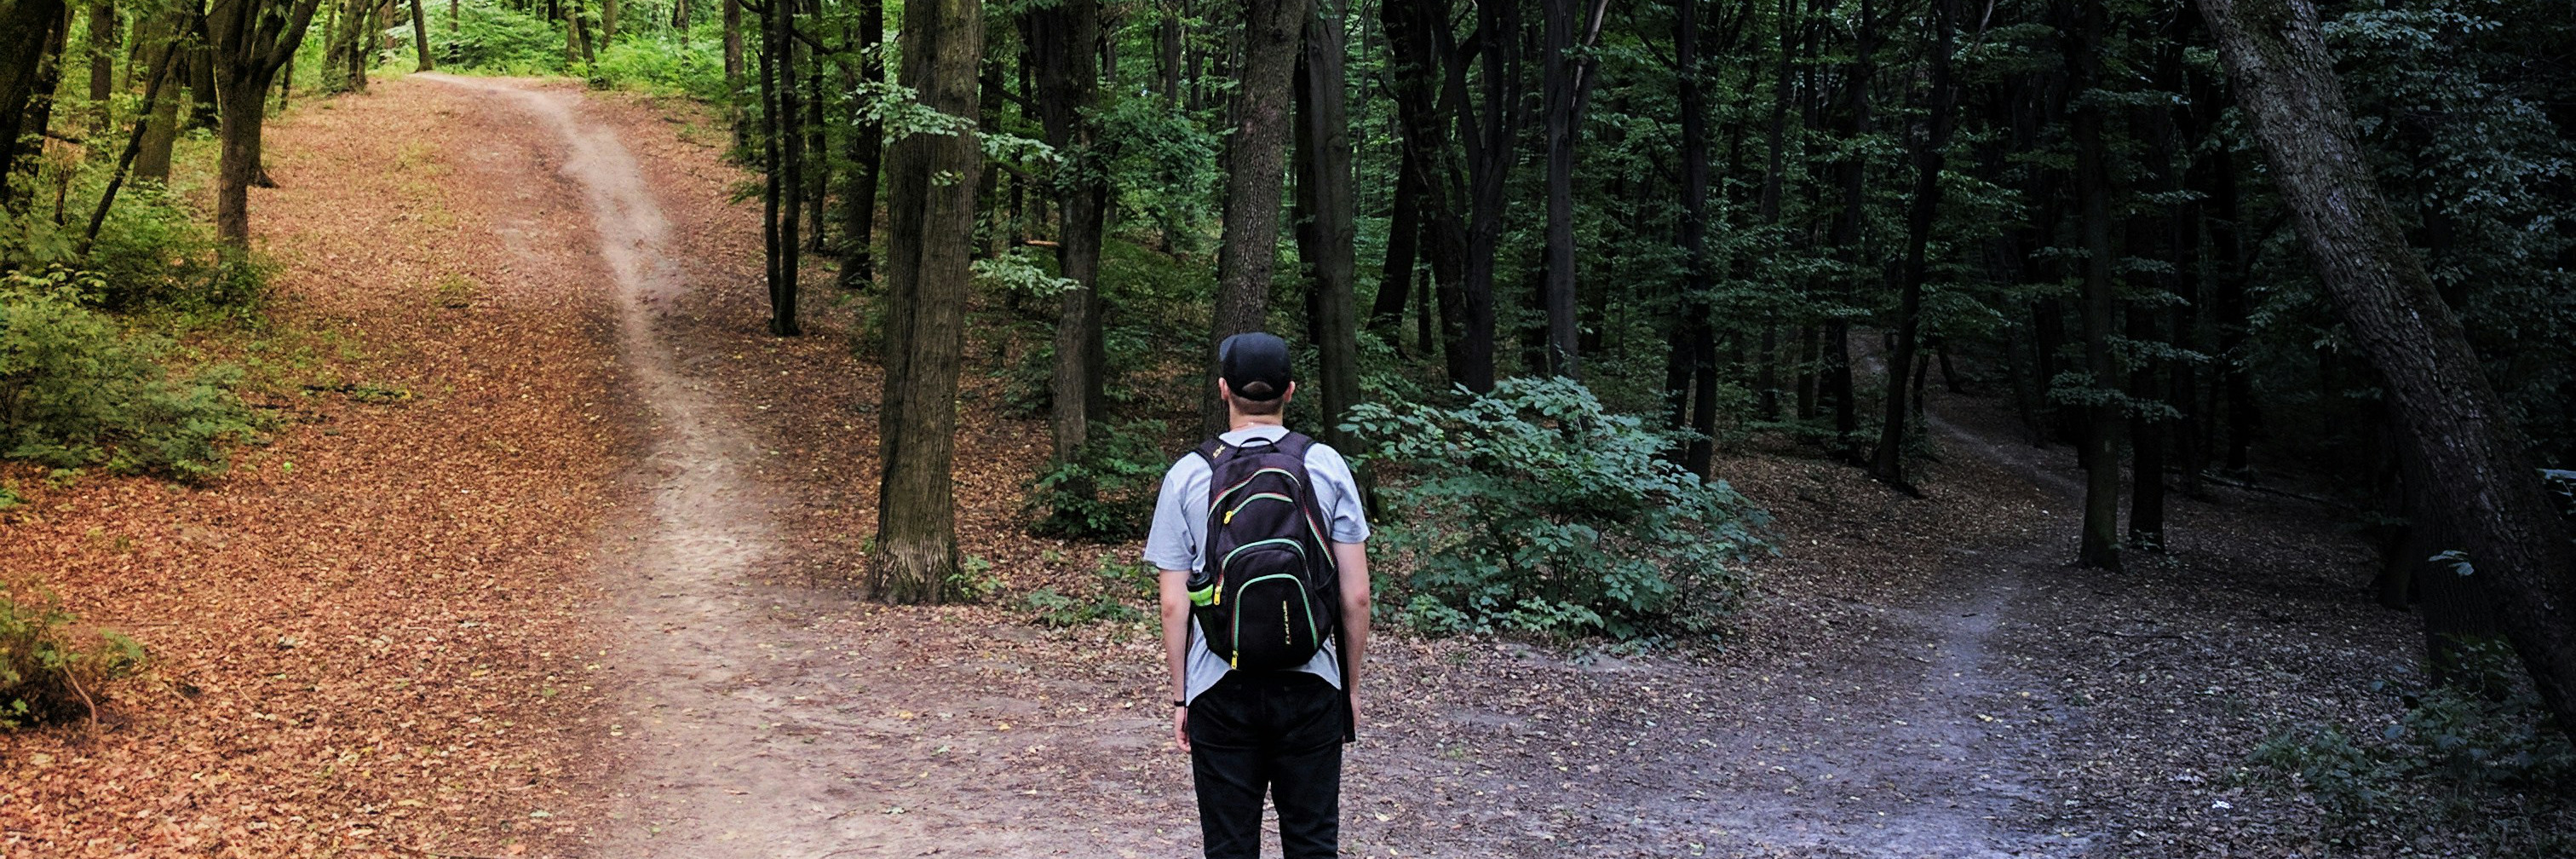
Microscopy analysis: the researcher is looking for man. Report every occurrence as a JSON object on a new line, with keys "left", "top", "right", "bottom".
{"left": 1145, "top": 331, "right": 1371, "bottom": 859}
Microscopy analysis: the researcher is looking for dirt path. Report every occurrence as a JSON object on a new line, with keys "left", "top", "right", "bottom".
{"left": 361, "top": 75, "right": 2414, "bottom": 859}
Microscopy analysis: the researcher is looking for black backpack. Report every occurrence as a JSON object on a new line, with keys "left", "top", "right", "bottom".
{"left": 1187, "top": 431, "right": 1342, "bottom": 672}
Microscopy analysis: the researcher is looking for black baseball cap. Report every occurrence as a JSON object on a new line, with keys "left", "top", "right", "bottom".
{"left": 1218, "top": 331, "right": 1294, "bottom": 401}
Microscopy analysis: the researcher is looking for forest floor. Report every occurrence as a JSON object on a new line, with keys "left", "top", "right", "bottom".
{"left": 0, "top": 75, "right": 2436, "bottom": 858}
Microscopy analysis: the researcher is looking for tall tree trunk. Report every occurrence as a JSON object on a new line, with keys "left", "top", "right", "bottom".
{"left": 1867, "top": 0, "right": 1954, "bottom": 490}
{"left": 1024, "top": 0, "right": 1106, "bottom": 463}
{"left": 85, "top": 0, "right": 112, "bottom": 134}
{"left": 1537, "top": 0, "right": 1581, "bottom": 377}
{"left": 1295, "top": 0, "right": 1360, "bottom": 451}
{"left": 408, "top": 0, "right": 429, "bottom": 69}
{"left": 837, "top": 0, "right": 883, "bottom": 287}
{"left": 723, "top": 0, "right": 743, "bottom": 147}
{"left": 1820, "top": 0, "right": 1873, "bottom": 459}
{"left": 1669, "top": 0, "right": 1712, "bottom": 475}
{"left": 1199, "top": 0, "right": 1311, "bottom": 435}
{"left": 600, "top": 0, "right": 616, "bottom": 43}
{"left": 0, "top": 0, "right": 67, "bottom": 189}
{"left": 2196, "top": 0, "right": 2576, "bottom": 730}
{"left": 1380, "top": 0, "right": 1467, "bottom": 382}
{"left": 757, "top": 0, "right": 801, "bottom": 335}
{"left": 132, "top": 15, "right": 181, "bottom": 181}
{"left": 1369, "top": 153, "right": 1418, "bottom": 349}
{"left": 871, "top": 0, "right": 983, "bottom": 604}
{"left": 1455, "top": 0, "right": 1522, "bottom": 393}
{"left": 2060, "top": 0, "right": 2119, "bottom": 570}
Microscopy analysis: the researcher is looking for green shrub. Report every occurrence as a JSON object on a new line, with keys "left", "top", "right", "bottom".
{"left": 2251, "top": 637, "right": 2575, "bottom": 851}
{"left": 1020, "top": 556, "right": 1154, "bottom": 626}
{"left": 430, "top": 0, "right": 571, "bottom": 74}
{"left": 0, "top": 269, "right": 257, "bottom": 480}
{"left": 83, "top": 185, "right": 243, "bottom": 311}
{"left": 1343, "top": 377, "right": 1768, "bottom": 640}
{"left": 0, "top": 583, "right": 147, "bottom": 729}
{"left": 1026, "top": 419, "right": 1170, "bottom": 540}
{"left": 589, "top": 35, "right": 728, "bottom": 100}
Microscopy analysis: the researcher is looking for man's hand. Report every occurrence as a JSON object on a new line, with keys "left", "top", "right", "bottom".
{"left": 1348, "top": 689, "right": 1362, "bottom": 734}
{"left": 1173, "top": 706, "right": 1192, "bottom": 753}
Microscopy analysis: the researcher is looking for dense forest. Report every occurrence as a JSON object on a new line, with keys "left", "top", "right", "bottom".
{"left": 0, "top": 0, "right": 2573, "bottom": 852}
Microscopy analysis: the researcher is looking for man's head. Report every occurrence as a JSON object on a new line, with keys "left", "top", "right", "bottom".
{"left": 1218, "top": 331, "right": 1296, "bottom": 418}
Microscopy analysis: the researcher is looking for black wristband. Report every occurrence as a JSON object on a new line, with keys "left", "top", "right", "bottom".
{"left": 1173, "top": 700, "right": 1187, "bottom": 708}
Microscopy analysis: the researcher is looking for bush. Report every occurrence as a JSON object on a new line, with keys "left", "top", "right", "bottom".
{"left": 1026, "top": 419, "right": 1170, "bottom": 540}
{"left": 83, "top": 185, "right": 244, "bottom": 311}
{"left": 2251, "top": 637, "right": 2575, "bottom": 852}
{"left": 0, "top": 269, "right": 258, "bottom": 480}
{"left": 1343, "top": 377, "right": 1768, "bottom": 640}
{"left": 589, "top": 35, "right": 728, "bottom": 100}
{"left": 430, "top": 0, "right": 570, "bottom": 74}
{"left": 1, "top": 584, "right": 147, "bottom": 728}
{"left": 1020, "top": 556, "right": 1154, "bottom": 626}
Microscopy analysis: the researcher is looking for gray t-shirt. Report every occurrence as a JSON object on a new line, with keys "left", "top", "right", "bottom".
{"left": 1144, "top": 424, "right": 1371, "bottom": 704}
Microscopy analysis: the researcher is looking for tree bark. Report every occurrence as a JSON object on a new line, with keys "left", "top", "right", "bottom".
{"left": 871, "top": 0, "right": 982, "bottom": 604}
{"left": 1379, "top": 0, "right": 1468, "bottom": 381}
{"left": 1454, "top": 0, "right": 1522, "bottom": 393}
{"left": 1200, "top": 0, "right": 1311, "bottom": 435}
{"left": 408, "top": 0, "right": 429, "bottom": 69}
{"left": 132, "top": 15, "right": 181, "bottom": 181}
{"left": 84, "top": 0, "right": 112, "bottom": 134}
{"left": 1537, "top": 0, "right": 1580, "bottom": 378}
{"left": 2196, "top": 0, "right": 2576, "bottom": 729}
{"left": 208, "top": 0, "right": 325, "bottom": 253}
{"left": 2058, "top": 0, "right": 2119, "bottom": 570}
{"left": 0, "top": 0, "right": 67, "bottom": 189}
{"left": 1867, "top": 0, "right": 1954, "bottom": 490}
{"left": 1023, "top": 0, "right": 1106, "bottom": 463}
{"left": 1295, "top": 0, "right": 1360, "bottom": 451}
{"left": 837, "top": 0, "right": 883, "bottom": 287}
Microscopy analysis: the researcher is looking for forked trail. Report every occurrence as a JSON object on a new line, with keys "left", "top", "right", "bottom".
{"left": 382, "top": 74, "right": 2397, "bottom": 859}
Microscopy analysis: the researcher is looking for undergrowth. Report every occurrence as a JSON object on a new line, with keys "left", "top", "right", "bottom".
{"left": 2249, "top": 637, "right": 2576, "bottom": 856}
{"left": 1344, "top": 376, "right": 1768, "bottom": 642}
{"left": 0, "top": 268, "right": 259, "bottom": 480}
{"left": 0, "top": 582, "right": 147, "bottom": 729}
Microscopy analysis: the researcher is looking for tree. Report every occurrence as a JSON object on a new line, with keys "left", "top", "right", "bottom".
{"left": 754, "top": 0, "right": 802, "bottom": 336}
{"left": 0, "top": 0, "right": 68, "bottom": 190}
{"left": 1294, "top": 0, "right": 1360, "bottom": 451}
{"left": 2056, "top": 0, "right": 2119, "bottom": 570}
{"left": 408, "top": 0, "right": 428, "bottom": 70}
{"left": 207, "top": 0, "right": 325, "bottom": 252}
{"left": 870, "top": 0, "right": 983, "bottom": 603}
{"left": 1023, "top": 0, "right": 1107, "bottom": 464}
{"left": 835, "top": 0, "right": 883, "bottom": 288}
{"left": 2194, "top": 0, "right": 2576, "bottom": 730}
{"left": 1199, "top": 0, "right": 1311, "bottom": 435}
{"left": 1866, "top": 0, "right": 1957, "bottom": 490}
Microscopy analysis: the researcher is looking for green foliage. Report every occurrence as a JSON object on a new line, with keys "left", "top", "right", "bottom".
{"left": 2251, "top": 637, "right": 2575, "bottom": 852}
{"left": 1019, "top": 556, "right": 1155, "bottom": 626}
{"left": 1026, "top": 420, "right": 1169, "bottom": 540}
{"left": 0, "top": 270, "right": 258, "bottom": 481}
{"left": 433, "top": 0, "right": 574, "bottom": 74}
{"left": 0, "top": 583, "right": 147, "bottom": 729}
{"left": 83, "top": 186, "right": 249, "bottom": 312}
{"left": 588, "top": 34, "right": 728, "bottom": 100}
{"left": 946, "top": 554, "right": 1003, "bottom": 602}
{"left": 1343, "top": 377, "right": 1767, "bottom": 641}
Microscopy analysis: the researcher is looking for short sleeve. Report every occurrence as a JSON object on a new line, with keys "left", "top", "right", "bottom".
{"left": 1142, "top": 456, "right": 1205, "bottom": 572}
{"left": 1303, "top": 443, "right": 1371, "bottom": 545}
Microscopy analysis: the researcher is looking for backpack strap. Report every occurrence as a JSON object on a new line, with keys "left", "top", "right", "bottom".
{"left": 1192, "top": 436, "right": 1229, "bottom": 467}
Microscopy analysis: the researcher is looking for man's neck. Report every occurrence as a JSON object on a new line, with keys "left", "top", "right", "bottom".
{"left": 1228, "top": 415, "right": 1285, "bottom": 434}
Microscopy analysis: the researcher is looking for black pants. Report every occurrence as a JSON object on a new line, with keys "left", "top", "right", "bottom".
{"left": 1187, "top": 671, "right": 1347, "bottom": 859}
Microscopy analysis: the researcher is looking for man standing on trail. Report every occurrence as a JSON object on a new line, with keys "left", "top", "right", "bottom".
{"left": 1147, "top": 331, "right": 1372, "bottom": 859}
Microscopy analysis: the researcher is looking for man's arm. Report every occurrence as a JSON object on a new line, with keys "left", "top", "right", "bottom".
{"left": 1159, "top": 566, "right": 1193, "bottom": 752}
{"left": 1332, "top": 541, "right": 1370, "bottom": 727}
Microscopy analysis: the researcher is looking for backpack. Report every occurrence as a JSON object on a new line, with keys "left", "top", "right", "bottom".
{"left": 1187, "top": 431, "right": 1341, "bottom": 672}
